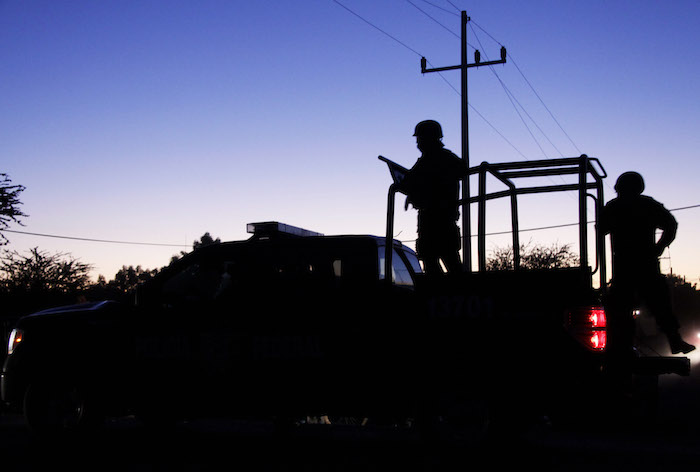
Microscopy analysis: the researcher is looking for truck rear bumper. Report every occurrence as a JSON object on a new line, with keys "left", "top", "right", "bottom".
{"left": 633, "top": 356, "right": 690, "bottom": 376}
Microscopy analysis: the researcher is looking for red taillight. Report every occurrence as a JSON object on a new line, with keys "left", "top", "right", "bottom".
{"left": 566, "top": 307, "right": 607, "bottom": 351}
{"left": 590, "top": 330, "right": 606, "bottom": 350}
{"left": 589, "top": 309, "right": 606, "bottom": 329}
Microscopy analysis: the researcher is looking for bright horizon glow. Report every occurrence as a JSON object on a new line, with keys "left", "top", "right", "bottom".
{"left": 1, "top": 1, "right": 699, "bottom": 284}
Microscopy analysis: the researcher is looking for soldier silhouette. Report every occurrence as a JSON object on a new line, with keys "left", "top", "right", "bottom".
{"left": 600, "top": 171, "right": 695, "bottom": 355}
{"left": 398, "top": 120, "right": 466, "bottom": 275}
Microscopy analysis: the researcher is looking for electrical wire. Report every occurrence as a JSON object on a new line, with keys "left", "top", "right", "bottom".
{"left": 405, "top": 0, "right": 460, "bottom": 41}
{"left": 332, "top": 0, "right": 463, "bottom": 95}
{"left": 401, "top": 2, "right": 537, "bottom": 161}
{"left": 468, "top": 24, "right": 551, "bottom": 160}
{"left": 398, "top": 204, "right": 700, "bottom": 242}
{"left": 1, "top": 205, "right": 697, "bottom": 249}
{"left": 332, "top": 0, "right": 463, "bottom": 108}
{"left": 669, "top": 204, "right": 700, "bottom": 212}
{"left": 1, "top": 229, "right": 190, "bottom": 248}
{"left": 509, "top": 55, "right": 583, "bottom": 155}
{"left": 468, "top": 24, "right": 579, "bottom": 202}
{"left": 444, "top": 0, "right": 461, "bottom": 13}
{"left": 332, "top": 0, "right": 424, "bottom": 58}
{"left": 333, "top": 0, "right": 535, "bottom": 162}
{"left": 468, "top": 104, "right": 530, "bottom": 160}
{"left": 405, "top": 0, "right": 478, "bottom": 48}
{"left": 470, "top": 19, "right": 583, "bottom": 155}
{"left": 403, "top": 0, "right": 557, "bottom": 163}
{"left": 418, "top": 0, "right": 460, "bottom": 17}
{"left": 469, "top": 19, "right": 617, "bottom": 194}
{"left": 470, "top": 24, "right": 567, "bottom": 157}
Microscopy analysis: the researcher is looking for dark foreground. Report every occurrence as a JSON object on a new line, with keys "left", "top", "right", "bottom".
{"left": 1, "top": 409, "right": 700, "bottom": 472}
{"left": 2, "top": 366, "right": 700, "bottom": 471}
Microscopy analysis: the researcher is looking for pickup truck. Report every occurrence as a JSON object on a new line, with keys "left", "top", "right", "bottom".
{"left": 2, "top": 222, "right": 427, "bottom": 435}
{"left": 1, "top": 156, "right": 690, "bottom": 439}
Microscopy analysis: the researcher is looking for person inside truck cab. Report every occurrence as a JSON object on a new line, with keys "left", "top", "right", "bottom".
{"left": 397, "top": 120, "right": 466, "bottom": 276}
{"left": 600, "top": 171, "right": 695, "bottom": 355}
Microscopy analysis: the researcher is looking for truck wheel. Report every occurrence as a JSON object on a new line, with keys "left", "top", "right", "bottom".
{"left": 417, "top": 392, "right": 491, "bottom": 448}
{"left": 327, "top": 416, "right": 368, "bottom": 426}
{"left": 23, "top": 378, "right": 103, "bottom": 437}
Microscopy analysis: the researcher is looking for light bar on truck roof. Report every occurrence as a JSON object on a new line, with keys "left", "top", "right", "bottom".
{"left": 246, "top": 222, "right": 324, "bottom": 238}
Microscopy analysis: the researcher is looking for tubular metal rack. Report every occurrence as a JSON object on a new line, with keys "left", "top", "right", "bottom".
{"left": 382, "top": 154, "right": 608, "bottom": 288}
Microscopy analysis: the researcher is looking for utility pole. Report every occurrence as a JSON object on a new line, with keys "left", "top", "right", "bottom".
{"left": 420, "top": 11, "right": 506, "bottom": 272}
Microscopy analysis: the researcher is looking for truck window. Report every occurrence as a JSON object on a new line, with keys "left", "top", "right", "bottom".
{"left": 333, "top": 259, "right": 342, "bottom": 278}
{"left": 378, "top": 247, "right": 415, "bottom": 288}
{"left": 161, "top": 262, "right": 224, "bottom": 306}
{"left": 403, "top": 251, "right": 422, "bottom": 275}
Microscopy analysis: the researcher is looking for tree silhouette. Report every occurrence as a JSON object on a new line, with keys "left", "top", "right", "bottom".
{"left": 0, "top": 247, "right": 93, "bottom": 316}
{"left": 107, "top": 265, "right": 159, "bottom": 295}
{"left": 486, "top": 241, "right": 580, "bottom": 271}
{"left": 169, "top": 232, "right": 221, "bottom": 265}
{"left": 0, "top": 247, "right": 92, "bottom": 293}
{"left": 666, "top": 274, "right": 700, "bottom": 330}
{"left": 0, "top": 174, "right": 27, "bottom": 245}
{"left": 193, "top": 232, "right": 221, "bottom": 250}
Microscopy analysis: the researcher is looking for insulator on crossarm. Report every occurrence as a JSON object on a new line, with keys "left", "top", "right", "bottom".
{"left": 421, "top": 57, "right": 427, "bottom": 73}
{"left": 500, "top": 46, "right": 507, "bottom": 61}
{"left": 474, "top": 50, "right": 481, "bottom": 64}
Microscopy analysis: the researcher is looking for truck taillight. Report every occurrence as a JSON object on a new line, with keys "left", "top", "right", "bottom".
{"left": 566, "top": 307, "right": 607, "bottom": 351}
{"left": 590, "top": 330, "right": 606, "bottom": 350}
{"left": 589, "top": 308, "right": 606, "bottom": 329}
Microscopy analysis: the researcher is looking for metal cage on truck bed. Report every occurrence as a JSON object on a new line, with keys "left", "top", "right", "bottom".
{"left": 380, "top": 153, "right": 690, "bottom": 377}
{"left": 381, "top": 153, "right": 608, "bottom": 287}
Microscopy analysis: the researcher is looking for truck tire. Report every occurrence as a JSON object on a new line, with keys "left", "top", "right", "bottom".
{"left": 417, "top": 391, "right": 490, "bottom": 448}
{"left": 23, "top": 377, "right": 103, "bottom": 437}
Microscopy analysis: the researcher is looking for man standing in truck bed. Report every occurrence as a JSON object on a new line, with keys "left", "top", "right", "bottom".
{"left": 600, "top": 171, "right": 695, "bottom": 355}
{"left": 398, "top": 120, "right": 466, "bottom": 275}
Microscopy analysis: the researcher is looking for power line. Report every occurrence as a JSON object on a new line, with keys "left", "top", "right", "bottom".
{"left": 470, "top": 19, "right": 583, "bottom": 155}
{"left": 468, "top": 19, "right": 616, "bottom": 194}
{"left": 468, "top": 24, "right": 551, "bottom": 160}
{"left": 2, "top": 229, "right": 190, "bottom": 248}
{"left": 418, "top": 0, "right": 460, "bottom": 17}
{"left": 486, "top": 204, "right": 700, "bottom": 235}
{"left": 467, "top": 24, "right": 576, "bottom": 197}
{"left": 2, "top": 204, "right": 698, "bottom": 248}
{"left": 444, "top": 0, "right": 461, "bottom": 13}
{"left": 332, "top": 0, "right": 423, "bottom": 57}
{"left": 332, "top": 0, "right": 461, "bottom": 103}
{"left": 405, "top": 0, "right": 460, "bottom": 41}
{"left": 669, "top": 203, "right": 700, "bottom": 212}
{"left": 468, "top": 104, "right": 530, "bottom": 160}
{"left": 400, "top": 204, "right": 700, "bottom": 241}
{"left": 400, "top": 4, "right": 536, "bottom": 161}
{"left": 402, "top": 2, "right": 550, "bottom": 163}
{"left": 333, "top": 0, "right": 534, "bottom": 162}
{"left": 508, "top": 55, "right": 583, "bottom": 155}
{"left": 470, "top": 24, "right": 566, "bottom": 157}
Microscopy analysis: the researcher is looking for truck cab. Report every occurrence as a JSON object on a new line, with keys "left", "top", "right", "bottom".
{"left": 2, "top": 222, "right": 425, "bottom": 434}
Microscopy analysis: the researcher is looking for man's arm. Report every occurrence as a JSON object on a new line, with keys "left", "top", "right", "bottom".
{"left": 651, "top": 199, "right": 677, "bottom": 256}
{"left": 655, "top": 209, "right": 677, "bottom": 257}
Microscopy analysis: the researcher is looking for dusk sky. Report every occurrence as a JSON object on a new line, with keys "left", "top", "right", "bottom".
{"left": 1, "top": 0, "right": 699, "bottom": 284}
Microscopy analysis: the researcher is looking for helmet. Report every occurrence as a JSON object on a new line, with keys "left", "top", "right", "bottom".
{"left": 413, "top": 120, "right": 443, "bottom": 140}
{"left": 614, "top": 171, "right": 645, "bottom": 196}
